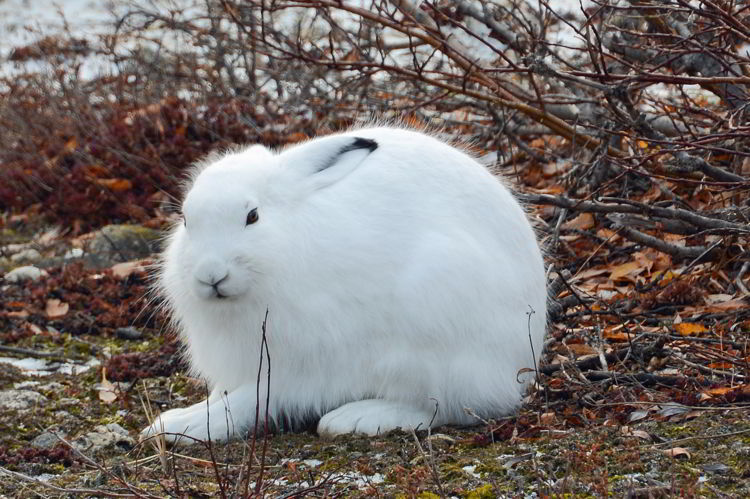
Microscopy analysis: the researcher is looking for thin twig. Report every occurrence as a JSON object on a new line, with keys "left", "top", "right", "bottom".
{"left": 0, "top": 466, "right": 146, "bottom": 498}
{"left": 648, "top": 428, "right": 750, "bottom": 448}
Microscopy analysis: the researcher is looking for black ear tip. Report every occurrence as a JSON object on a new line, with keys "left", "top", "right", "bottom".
{"left": 316, "top": 136, "right": 379, "bottom": 173}
{"left": 352, "top": 137, "right": 378, "bottom": 152}
{"left": 341, "top": 137, "right": 378, "bottom": 154}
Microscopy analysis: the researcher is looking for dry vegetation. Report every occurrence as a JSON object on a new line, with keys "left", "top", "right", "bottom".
{"left": 1, "top": 0, "right": 749, "bottom": 497}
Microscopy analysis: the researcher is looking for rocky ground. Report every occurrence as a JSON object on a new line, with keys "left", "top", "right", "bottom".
{"left": 2, "top": 0, "right": 750, "bottom": 496}
{"left": 1, "top": 220, "right": 749, "bottom": 498}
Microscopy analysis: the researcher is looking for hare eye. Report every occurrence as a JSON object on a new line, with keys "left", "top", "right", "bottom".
{"left": 246, "top": 208, "right": 259, "bottom": 226}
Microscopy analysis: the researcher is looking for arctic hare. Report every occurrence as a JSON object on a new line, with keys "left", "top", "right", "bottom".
{"left": 142, "top": 126, "right": 546, "bottom": 441}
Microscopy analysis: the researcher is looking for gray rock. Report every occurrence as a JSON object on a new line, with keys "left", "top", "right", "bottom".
{"left": 13, "top": 380, "right": 40, "bottom": 389}
{"left": 4, "top": 265, "right": 43, "bottom": 283}
{"left": 64, "top": 248, "right": 84, "bottom": 259}
{"left": 31, "top": 431, "right": 65, "bottom": 449}
{"left": 57, "top": 397, "right": 80, "bottom": 407}
{"left": 0, "top": 389, "right": 47, "bottom": 410}
{"left": 10, "top": 248, "right": 41, "bottom": 263}
{"left": 115, "top": 326, "right": 143, "bottom": 340}
{"left": 53, "top": 410, "right": 74, "bottom": 422}
{"left": 87, "top": 225, "right": 160, "bottom": 265}
{"left": 73, "top": 423, "right": 134, "bottom": 454}
{"left": 702, "top": 463, "right": 730, "bottom": 474}
{"left": 37, "top": 381, "right": 65, "bottom": 393}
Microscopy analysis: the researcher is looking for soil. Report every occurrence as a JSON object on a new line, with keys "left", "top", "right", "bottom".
{"left": 1, "top": 221, "right": 749, "bottom": 498}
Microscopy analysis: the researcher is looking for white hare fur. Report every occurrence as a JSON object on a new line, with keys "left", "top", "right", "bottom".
{"left": 143, "top": 126, "right": 546, "bottom": 442}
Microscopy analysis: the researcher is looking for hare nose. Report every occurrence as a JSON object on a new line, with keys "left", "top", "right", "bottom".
{"left": 196, "top": 272, "right": 228, "bottom": 287}
{"left": 203, "top": 274, "right": 227, "bottom": 288}
{"left": 195, "top": 259, "right": 229, "bottom": 288}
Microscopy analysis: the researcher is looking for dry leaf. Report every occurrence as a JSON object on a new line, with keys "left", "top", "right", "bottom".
{"left": 662, "top": 447, "right": 691, "bottom": 459}
{"left": 642, "top": 183, "right": 662, "bottom": 203}
{"left": 705, "top": 294, "right": 734, "bottom": 304}
{"left": 96, "top": 178, "right": 133, "bottom": 192}
{"left": 98, "top": 367, "right": 118, "bottom": 403}
{"left": 111, "top": 259, "right": 149, "bottom": 279}
{"left": 540, "top": 412, "right": 556, "bottom": 425}
{"left": 707, "top": 298, "right": 747, "bottom": 311}
{"left": 596, "top": 227, "right": 619, "bottom": 241}
{"left": 621, "top": 425, "right": 652, "bottom": 441}
{"left": 5, "top": 310, "right": 30, "bottom": 319}
{"left": 603, "top": 326, "right": 636, "bottom": 342}
{"left": 563, "top": 213, "right": 595, "bottom": 230}
{"left": 700, "top": 386, "right": 736, "bottom": 400}
{"left": 675, "top": 322, "right": 707, "bottom": 336}
{"left": 572, "top": 267, "right": 610, "bottom": 282}
{"left": 26, "top": 323, "right": 44, "bottom": 335}
{"left": 36, "top": 227, "right": 61, "bottom": 246}
{"left": 63, "top": 136, "right": 78, "bottom": 153}
{"left": 45, "top": 299, "right": 69, "bottom": 318}
{"left": 609, "top": 260, "right": 645, "bottom": 282}
{"left": 627, "top": 410, "right": 650, "bottom": 423}
{"left": 701, "top": 385, "right": 750, "bottom": 402}
{"left": 562, "top": 343, "right": 598, "bottom": 356}
{"left": 539, "top": 184, "right": 566, "bottom": 195}
{"left": 707, "top": 362, "right": 733, "bottom": 370}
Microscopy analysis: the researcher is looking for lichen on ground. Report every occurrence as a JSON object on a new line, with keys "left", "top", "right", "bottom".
{"left": 1, "top": 220, "right": 749, "bottom": 497}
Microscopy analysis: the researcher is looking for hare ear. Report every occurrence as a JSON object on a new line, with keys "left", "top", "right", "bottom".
{"left": 244, "top": 144, "right": 275, "bottom": 161}
{"left": 279, "top": 135, "right": 378, "bottom": 192}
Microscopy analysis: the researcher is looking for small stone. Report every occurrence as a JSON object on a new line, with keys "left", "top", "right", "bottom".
{"left": 38, "top": 382, "right": 65, "bottom": 392}
{"left": 0, "top": 389, "right": 47, "bottom": 410}
{"left": 10, "top": 248, "right": 41, "bottom": 263}
{"left": 73, "top": 423, "right": 134, "bottom": 454}
{"left": 64, "top": 248, "right": 84, "bottom": 259}
{"left": 87, "top": 224, "right": 160, "bottom": 265}
{"left": 13, "top": 381, "right": 40, "bottom": 389}
{"left": 4, "top": 265, "right": 43, "bottom": 283}
{"left": 53, "top": 410, "right": 74, "bottom": 422}
{"left": 31, "top": 431, "right": 65, "bottom": 450}
{"left": 702, "top": 463, "right": 730, "bottom": 474}
{"left": 115, "top": 326, "right": 143, "bottom": 340}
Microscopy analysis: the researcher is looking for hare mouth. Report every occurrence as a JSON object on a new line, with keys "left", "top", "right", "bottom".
{"left": 193, "top": 282, "right": 240, "bottom": 301}
{"left": 208, "top": 287, "right": 238, "bottom": 300}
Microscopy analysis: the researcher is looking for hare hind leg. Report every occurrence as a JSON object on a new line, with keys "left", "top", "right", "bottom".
{"left": 317, "top": 399, "right": 436, "bottom": 437}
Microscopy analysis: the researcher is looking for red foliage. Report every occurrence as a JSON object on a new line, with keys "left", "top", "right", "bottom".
{"left": 0, "top": 443, "right": 78, "bottom": 467}
{"left": 0, "top": 89, "right": 307, "bottom": 231}
{"left": 105, "top": 339, "right": 185, "bottom": 382}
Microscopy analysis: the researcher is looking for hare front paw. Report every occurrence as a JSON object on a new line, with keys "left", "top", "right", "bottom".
{"left": 317, "top": 399, "right": 436, "bottom": 437}
{"left": 141, "top": 403, "right": 224, "bottom": 444}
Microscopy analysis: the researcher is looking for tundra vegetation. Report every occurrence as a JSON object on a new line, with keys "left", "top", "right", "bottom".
{"left": 0, "top": 0, "right": 749, "bottom": 496}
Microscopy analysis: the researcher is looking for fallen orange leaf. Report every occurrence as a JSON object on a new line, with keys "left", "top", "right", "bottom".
{"left": 707, "top": 362, "right": 733, "bottom": 370}
{"left": 63, "top": 136, "right": 78, "bottom": 153}
{"left": 703, "top": 386, "right": 733, "bottom": 396}
{"left": 675, "top": 322, "right": 707, "bottom": 336}
{"left": 563, "top": 213, "right": 595, "bottom": 230}
{"left": 562, "top": 343, "right": 598, "bottom": 356}
{"left": 96, "top": 178, "right": 133, "bottom": 192}
{"left": 603, "top": 331, "right": 636, "bottom": 342}
{"left": 609, "top": 260, "right": 645, "bottom": 281}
